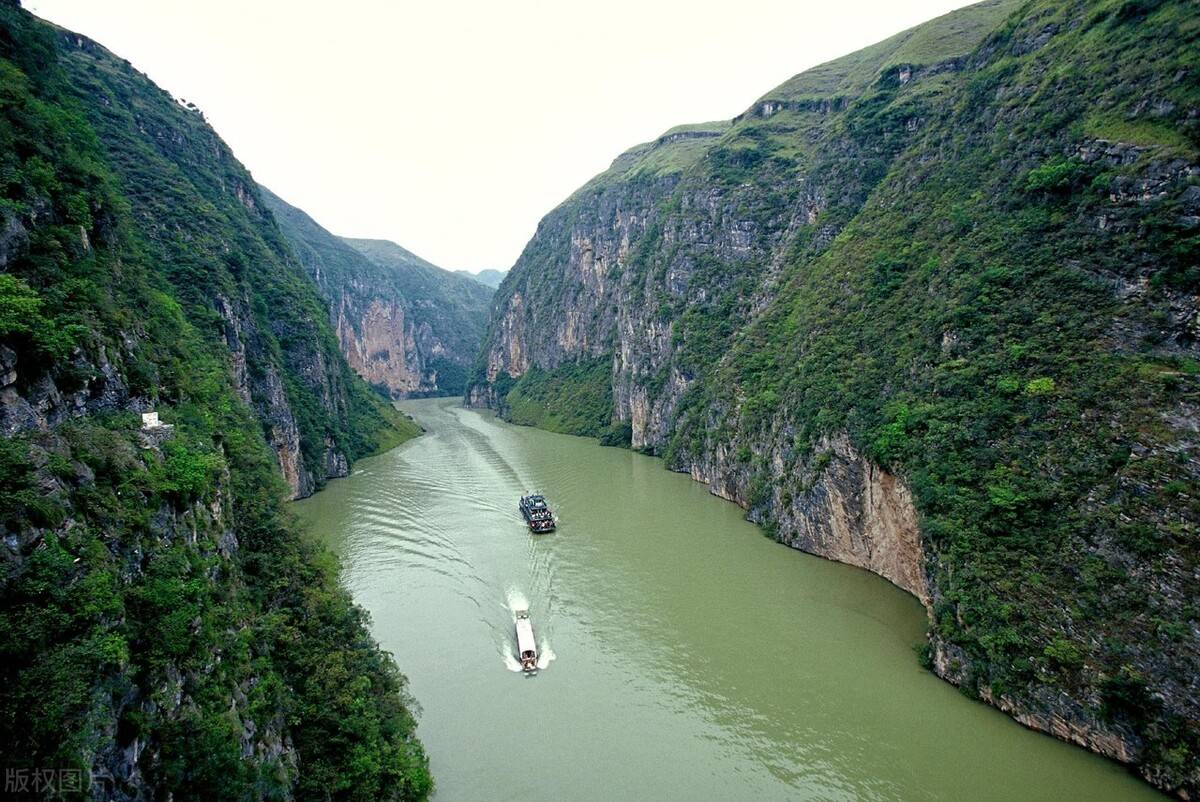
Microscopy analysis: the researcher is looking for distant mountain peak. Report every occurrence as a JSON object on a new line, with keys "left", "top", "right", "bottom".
{"left": 455, "top": 268, "right": 507, "bottom": 289}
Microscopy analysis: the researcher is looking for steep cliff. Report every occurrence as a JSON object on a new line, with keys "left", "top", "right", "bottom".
{"left": 261, "top": 188, "right": 493, "bottom": 399}
{"left": 469, "top": 0, "right": 1200, "bottom": 795}
{"left": 21, "top": 20, "right": 418, "bottom": 501}
{"left": 0, "top": 3, "right": 429, "bottom": 799}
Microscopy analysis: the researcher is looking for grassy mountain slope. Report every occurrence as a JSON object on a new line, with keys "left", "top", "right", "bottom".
{"left": 43, "top": 16, "right": 417, "bottom": 499}
{"left": 0, "top": 2, "right": 429, "bottom": 798}
{"left": 456, "top": 268, "right": 507, "bottom": 288}
{"left": 469, "top": 0, "right": 1199, "bottom": 794}
{"left": 765, "top": 0, "right": 1016, "bottom": 101}
{"left": 262, "top": 188, "right": 492, "bottom": 398}
{"left": 341, "top": 237, "right": 496, "bottom": 333}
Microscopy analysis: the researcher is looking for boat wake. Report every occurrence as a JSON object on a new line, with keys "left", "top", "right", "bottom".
{"left": 505, "top": 587, "right": 529, "bottom": 613}
{"left": 536, "top": 640, "right": 556, "bottom": 670}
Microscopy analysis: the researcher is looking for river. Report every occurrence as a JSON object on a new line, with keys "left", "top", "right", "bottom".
{"left": 293, "top": 398, "right": 1158, "bottom": 801}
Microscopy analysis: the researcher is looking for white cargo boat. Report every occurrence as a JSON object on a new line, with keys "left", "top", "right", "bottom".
{"left": 514, "top": 609, "right": 538, "bottom": 672}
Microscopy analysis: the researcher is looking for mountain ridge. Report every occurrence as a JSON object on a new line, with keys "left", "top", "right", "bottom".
{"left": 261, "top": 188, "right": 493, "bottom": 398}
{"left": 456, "top": 268, "right": 507, "bottom": 288}
{"left": 468, "top": 0, "right": 1200, "bottom": 795}
{"left": 0, "top": 5, "right": 431, "bottom": 797}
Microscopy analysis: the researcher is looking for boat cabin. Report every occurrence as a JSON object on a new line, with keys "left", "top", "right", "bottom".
{"left": 515, "top": 609, "right": 538, "bottom": 671}
{"left": 518, "top": 493, "right": 557, "bottom": 533}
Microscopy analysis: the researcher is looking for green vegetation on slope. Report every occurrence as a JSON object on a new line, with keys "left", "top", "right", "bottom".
{"left": 499, "top": 355, "right": 629, "bottom": 444}
{"left": 584, "top": 121, "right": 732, "bottom": 188}
{"left": 765, "top": 0, "right": 1017, "bottom": 101}
{"left": 0, "top": 3, "right": 429, "bottom": 798}
{"left": 473, "top": 0, "right": 1199, "bottom": 794}
{"left": 693, "top": 6, "right": 1200, "bottom": 790}
{"left": 44, "top": 14, "right": 414, "bottom": 488}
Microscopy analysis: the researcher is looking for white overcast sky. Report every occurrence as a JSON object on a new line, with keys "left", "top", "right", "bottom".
{"left": 27, "top": 0, "right": 972, "bottom": 271}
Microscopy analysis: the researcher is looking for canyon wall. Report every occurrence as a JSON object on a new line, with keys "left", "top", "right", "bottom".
{"left": 262, "top": 188, "right": 494, "bottom": 401}
{"left": 0, "top": 6, "right": 429, "bottom": 798}
{"left": 468, "top": 0, "right": 1200, "bottom": 795}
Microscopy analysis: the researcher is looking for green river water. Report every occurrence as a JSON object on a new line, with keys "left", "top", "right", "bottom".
{"left": 294, "top": 398, "right": 1158, "bottom": 801}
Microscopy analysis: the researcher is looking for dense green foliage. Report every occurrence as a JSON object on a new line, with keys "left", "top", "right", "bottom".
{"left": 475, "top": 0, "right": 1199, "bottom": 793}
{"left": 502, "top": 356, "right": 625, "bottom": 442}
{"left": 687, "top": 18, "right": 1200, "bottom": 786}
{"left": 0, "top": 4, "right": 429, "bottom": 798}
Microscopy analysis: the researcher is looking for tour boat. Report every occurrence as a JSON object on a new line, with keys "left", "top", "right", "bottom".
{"left": 514, "top": 609, "right": 538, "bottom": 672}
{"left": 518, "top": 492, "right": 556, "bottom": 533}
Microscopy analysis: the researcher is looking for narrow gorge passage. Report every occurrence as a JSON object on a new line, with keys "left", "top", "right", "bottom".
{"left": 295, "top": 399, "right": 1157, "bottom": 801}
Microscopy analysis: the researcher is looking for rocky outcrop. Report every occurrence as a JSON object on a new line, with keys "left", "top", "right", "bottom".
{"left": 684, "top": 427, "right": 930, "bottom": 603}
{"left": 261, "top": 187, "right": 494, "bottom": 399}
{"left": 335, "top": 298, "right": 423, "bottom": 394}
{"left": 212, "top": 292, "right": 347, "bottom": 499}
{"left": 0, "top": 342, "right": 141, "bottom": 438}
{"left": 767, "top": 435, "right": 928, "bottom": 603}
{"left": 468, "top": 0, "right": 1200, "bottom": 795}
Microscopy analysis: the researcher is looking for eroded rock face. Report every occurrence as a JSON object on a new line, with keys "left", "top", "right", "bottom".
{"left": 213, "top": 290, "right": 360, "bottom": 499}
{"left": 336, "top": 298, "right": 423, "bottom": 396}
{"left": 771, "top": 435, "right": 928, "bottom": 604}
{"left": 0, "top": 342, "right": 139, "bottom": 438}
{"left": 0, "top": 209, "right": 28, "bottom": 269}
{"left": 260, "top": 187, "right": 494, "bottom": 400}
{"left": 682, "top": 428, "right": 930, "bottom": 602}
{"left": 466, "top": 1, "right": 1200, "bottom": 794}
{"left": 486, "top": 291, "right": 530, "bottom": 382}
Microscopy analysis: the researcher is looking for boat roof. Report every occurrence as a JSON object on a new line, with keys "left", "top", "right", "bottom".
{"left": 515, "top": 616, "right": 537, "bottom": 653}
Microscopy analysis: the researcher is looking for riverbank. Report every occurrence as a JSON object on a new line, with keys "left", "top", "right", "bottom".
{"left": 295, "top": 398, "right": 1161, "bottom": 801}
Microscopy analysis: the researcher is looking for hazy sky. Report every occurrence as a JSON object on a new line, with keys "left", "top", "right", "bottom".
{"left": 27, "top": 0, "right": 972, "bottom": 271}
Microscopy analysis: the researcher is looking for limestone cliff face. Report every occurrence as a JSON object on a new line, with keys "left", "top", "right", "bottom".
{"left": 707, "top": 434, "right": 929, "bottom": 602}
{"left": 211, "top": 290, "right": 351, "bottom": 499}
{"left": 468, "top": 0, "right": 1200, "bottom": 795}
{"left": 262, "top": 187, "right": 494, "bottom": 400}
{"left": 335, "top": 298, "right": 422, "bottom": 394}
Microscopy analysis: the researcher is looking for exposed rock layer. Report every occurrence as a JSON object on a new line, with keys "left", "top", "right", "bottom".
{"left": 0, "top": 8, "right": 428, "bottom": 800}
{"left": 468, "top": 0, "right": 1200, "bottom": 795}
{"left": 260, "top": 187, "right": 494, "bottom": 400}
